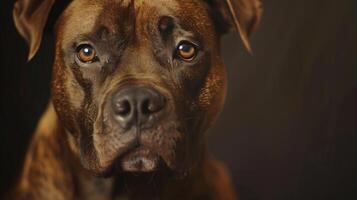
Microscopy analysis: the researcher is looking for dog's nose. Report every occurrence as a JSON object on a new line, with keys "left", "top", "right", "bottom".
{"left": 111, "top": 86, "right": 166, "bottom": 128}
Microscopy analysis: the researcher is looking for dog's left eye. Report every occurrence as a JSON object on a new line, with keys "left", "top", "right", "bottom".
{"left": 175, "top": 41, "right": 198, "bottom": 61}
{"left": 76, "top": 44, "right": 97, "bottom": 63}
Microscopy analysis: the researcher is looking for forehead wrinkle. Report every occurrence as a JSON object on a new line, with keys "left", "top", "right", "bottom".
{"left": 134, "top": 0, "right": 210, "bottom": 41}
{"left": 132, "top": 0, "right": 181, "bottom": 45}
{"left": 133, "top": 0, "right": 179, "bottom": 27}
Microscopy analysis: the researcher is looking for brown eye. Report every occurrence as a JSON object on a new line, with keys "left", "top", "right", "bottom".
{"left": 177, "top": 42, "right": 197, "bottom": 61}
{"left": 77, "top": 44, "right": 97, "bottom": 63}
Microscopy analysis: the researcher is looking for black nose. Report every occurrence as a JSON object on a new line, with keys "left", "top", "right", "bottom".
{"left": 111, "top": 86, "right": 166, "bottom": 129}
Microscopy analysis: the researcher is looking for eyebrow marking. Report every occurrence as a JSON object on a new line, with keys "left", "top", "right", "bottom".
{"left": 159, "top": 16, "right": 175, "bottom": 33}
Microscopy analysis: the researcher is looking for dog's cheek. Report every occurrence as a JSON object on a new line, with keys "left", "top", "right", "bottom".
{"left": 52, "top": 63, "right": 100, "bottom": 171}
{"left": 184, "top": 62, "right": 226, "bottom": 172}
{"left": 52, "top": 59, "right": 79, "bottom": 135}
{"left": 66, "top": 77, "right": 85, "bottom": 110}
{"left": 197, "top": 61, "right": 227, "bottom": 130}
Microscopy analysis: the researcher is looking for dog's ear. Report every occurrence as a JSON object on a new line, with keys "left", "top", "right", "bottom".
{"left": 206, "top": 0, "right": 263, "bottom": 53}
{"left": 13, "top": 0, "right": 56, "bottom": 61}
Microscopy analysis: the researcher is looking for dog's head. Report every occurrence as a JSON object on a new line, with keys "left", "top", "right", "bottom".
{"left": 13, "top": 0, "right": 262, "bottom": 176}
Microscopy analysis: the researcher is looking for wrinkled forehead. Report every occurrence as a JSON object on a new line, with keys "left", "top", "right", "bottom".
{"left": 57, "top": 0, "right": 214, "bottom": 46}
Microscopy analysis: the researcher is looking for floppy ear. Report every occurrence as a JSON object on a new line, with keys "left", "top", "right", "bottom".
{"left": 13, "top": 0, "right": 56, "bottom": 61}
{"left": 206, "top": 0, "right": 263, "bottom": 53}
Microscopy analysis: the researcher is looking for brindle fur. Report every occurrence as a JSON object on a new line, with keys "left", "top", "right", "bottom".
{"left": 9, "top": 0, "right": 262, "bottom": 199}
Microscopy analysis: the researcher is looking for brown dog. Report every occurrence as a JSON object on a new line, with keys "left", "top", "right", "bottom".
{"left": 9, "top": 0, "right": 262, "bottom": 199}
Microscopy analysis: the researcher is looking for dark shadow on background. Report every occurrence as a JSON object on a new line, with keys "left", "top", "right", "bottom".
{"left": 1, "top": 0, "right": 357, "bottom": 199}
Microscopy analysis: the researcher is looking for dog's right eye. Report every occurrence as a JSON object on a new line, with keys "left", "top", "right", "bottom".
{"left": 76, "top": 44, "right": 97, "bottom": 63}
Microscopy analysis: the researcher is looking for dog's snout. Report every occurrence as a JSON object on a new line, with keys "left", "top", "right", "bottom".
{"left": 111, "top": 86, "right": 166, "bottom": 128}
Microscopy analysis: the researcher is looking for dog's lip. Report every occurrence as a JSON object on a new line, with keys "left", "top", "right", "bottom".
{"left": 100, "top": 146, "right": 162, "bottom": 175}
{"left": 120, "top": 146, "right": 161, "bottom": 172}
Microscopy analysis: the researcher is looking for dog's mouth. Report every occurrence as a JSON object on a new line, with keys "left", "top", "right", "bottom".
{"left": 99, "top": 145, "right": 165, "bottom": 176}
{"left": 120, "top": 146, "right": 161, "bottom": 172}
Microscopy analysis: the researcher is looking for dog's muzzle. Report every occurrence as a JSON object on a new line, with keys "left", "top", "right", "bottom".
{"left": 97, "top": 85, "right": 169, "bottom": 173}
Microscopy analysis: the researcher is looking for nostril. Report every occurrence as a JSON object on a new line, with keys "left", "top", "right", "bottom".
{"left": 141, "top": 99, "right": 151, "bottom": 115}
{"left": 141, "top": 98, "right": 164, "bottom": 115}
{"left": 113, "top": 99, "right": 131, "bottom": 116}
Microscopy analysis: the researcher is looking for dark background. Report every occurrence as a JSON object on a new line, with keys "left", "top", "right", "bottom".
{"left": 1, "top": 0, "right": 357, "bottom": 199}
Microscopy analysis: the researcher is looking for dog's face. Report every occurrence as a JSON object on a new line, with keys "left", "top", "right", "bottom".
{"left": 53, "top": 0, "right": 227, "bottom": 175}
{"left": 13, "top": 0, "right": 262, "bottom": 176}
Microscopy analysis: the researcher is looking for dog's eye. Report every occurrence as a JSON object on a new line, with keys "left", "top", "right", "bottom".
{"left": 76, "top": 44, "right": 97, "bottom": 63}
{"left": 176, "top": 41, "right": 197, "bottom": 61}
